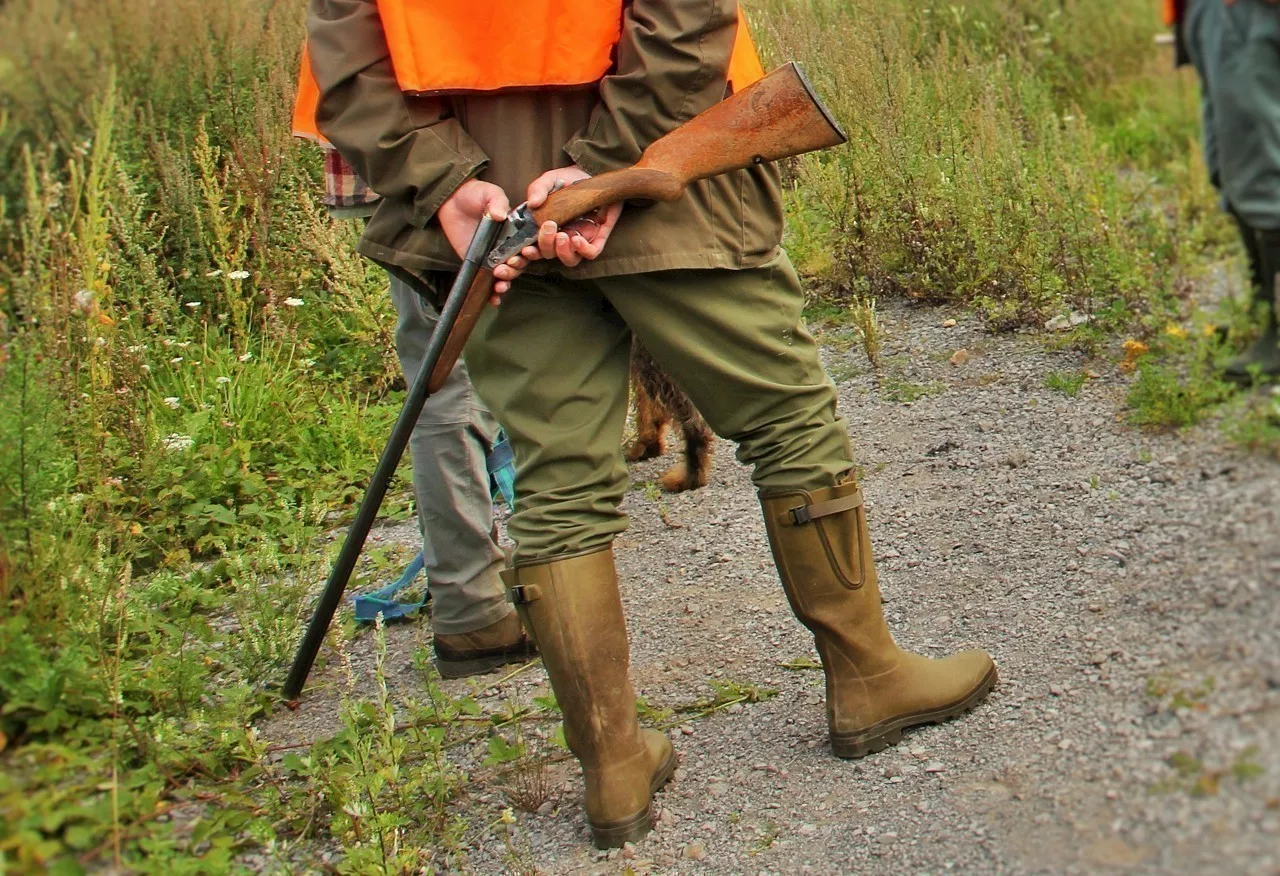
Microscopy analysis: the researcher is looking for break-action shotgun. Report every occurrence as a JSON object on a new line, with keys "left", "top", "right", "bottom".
{"left": 282, "top": 61, "right": 847, "bottom": 700}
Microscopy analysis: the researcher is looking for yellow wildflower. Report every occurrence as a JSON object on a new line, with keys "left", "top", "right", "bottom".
{"left": 1121, "top": 339, "right": 1149, "bottom": 372}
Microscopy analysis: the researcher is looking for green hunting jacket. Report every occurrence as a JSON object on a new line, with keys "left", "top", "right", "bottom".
{"left": 305, "top": 0, "right": 784, "bottom": 282}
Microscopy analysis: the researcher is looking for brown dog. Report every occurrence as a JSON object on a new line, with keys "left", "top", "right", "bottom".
{"left": 625, "top": 341, "right": 714, "bottom": 493}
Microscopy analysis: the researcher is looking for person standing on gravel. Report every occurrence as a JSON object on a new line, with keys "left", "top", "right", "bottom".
{"left": 288, "top": 117, "right": 536, "bottom": 678}
{"left": 1180, "top": 0, "right": 1280, "bottom": 380}
{"left": 303, "top": 0, "right": 998, "bottom": 849}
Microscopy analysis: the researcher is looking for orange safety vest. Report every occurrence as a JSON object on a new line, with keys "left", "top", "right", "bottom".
{"left": 293, "top": 1, "right": 766, "bottom": 143}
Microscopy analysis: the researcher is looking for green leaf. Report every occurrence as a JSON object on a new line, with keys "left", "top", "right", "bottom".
{"left": 484, "top": 734, "right": 523, "bottom": 766}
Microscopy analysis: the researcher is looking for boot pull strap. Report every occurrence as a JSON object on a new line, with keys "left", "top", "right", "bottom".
{"left": 788, "top": 488, "right": 863, "bottom": 525}
{"left": 506, "top": 584, "right": 543, "bottom": 605}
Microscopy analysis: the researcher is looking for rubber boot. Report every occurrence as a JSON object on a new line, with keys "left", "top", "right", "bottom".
{"left": 501, "top": 548, "right": 676, "bottom": 848}
{"left": 1225, "top": 223, "right": 1280, "bottom": 382}
{"left": 1229, "top": 207, "right": 1265, "bottom": 302}
{"left": 760, "top": 480, "right": 998, "bottom": 758}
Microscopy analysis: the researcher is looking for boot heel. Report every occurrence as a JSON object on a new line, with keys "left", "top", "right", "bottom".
{"left": 590, "top": 808, "right": 654, "bottom": 849}
{"left": 830, "top": 664, "right": 999, "bottom": 759}
{"left": 588, "top": 741, "right": 678, "bottom": 849}
{"left": 831, "top": 726, "right": 903, "bottom": 759}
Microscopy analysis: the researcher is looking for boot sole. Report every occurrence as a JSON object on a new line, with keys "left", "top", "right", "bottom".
{"left": 588, "top": 746, "right": 679, "bottom": 849}
{"left": 433, "top": 647, "right": 536, "bottom": 680}
{"left": 830, "top": 663, "right": 999, "bottom": 759}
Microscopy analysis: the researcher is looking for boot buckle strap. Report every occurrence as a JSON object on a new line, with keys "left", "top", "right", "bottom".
{"left": 787, "top": 489, "right": 864, "bottom": 525}
{"left": 506, "top": 583, "right": 542, "bottom": 605}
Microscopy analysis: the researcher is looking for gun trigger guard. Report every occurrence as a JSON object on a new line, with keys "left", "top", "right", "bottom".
{"left": 483, "top": 204, "right": 538, "bottom": 269}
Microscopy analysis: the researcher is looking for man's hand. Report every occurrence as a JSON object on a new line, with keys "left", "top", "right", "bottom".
{"left": 520, "top": 166, "right": 623, "bottom": 268}
{"left": 437, "top": 179, "right": 528, "bottom": 298}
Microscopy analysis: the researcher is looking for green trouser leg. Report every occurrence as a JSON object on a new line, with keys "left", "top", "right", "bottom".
{"left": 464, "top": 252, "right": 852, "bottom": 561}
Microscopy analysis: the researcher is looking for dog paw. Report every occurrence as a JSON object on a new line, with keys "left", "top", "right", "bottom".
{"left": 626, "top": 439, "right": 665, "bottom": 462}
{"left": 659, "top": 461, "right": 709, "bottom": 493}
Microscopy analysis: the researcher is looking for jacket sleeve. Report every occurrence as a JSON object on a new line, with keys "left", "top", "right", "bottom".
{"left": 563, "top": 0, "right": 739, "bottom": 174}
{"left": 306, "top": 0, "right": 489, "bottom": 226}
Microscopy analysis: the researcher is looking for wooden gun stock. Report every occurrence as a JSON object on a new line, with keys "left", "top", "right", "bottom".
{"left": 534, "top": 62, "right": 846, "bottom": 226}
{"left": 425, "top": 62, "right": 845, "bottom": 391}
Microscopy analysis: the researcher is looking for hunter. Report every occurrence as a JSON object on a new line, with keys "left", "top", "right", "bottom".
{"left": 301, "top": 0, "right": 998, "bottom": 848}
{"left": 1176, "top": 0, "right": 1280, "bottom": 380}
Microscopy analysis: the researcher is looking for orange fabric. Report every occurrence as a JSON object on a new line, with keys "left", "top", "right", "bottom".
{"left": 293, "top": 44, "right": 326, "bottom": 144}
{"left": 292, "top": 2, "right": 765, "bottom": 139}
{"left": 381, "top": 0, "right": 621, "bottom": 94}
{"left": 728, "top": 6, "right": 766, "bottom": 92}
{"left": 1162, "top": 0, "right": 1178, "bottom": 26}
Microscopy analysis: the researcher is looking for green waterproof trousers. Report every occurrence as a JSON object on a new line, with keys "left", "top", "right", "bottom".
{"left": 1186, "top": 0, "right": 1280, "bottom": 230}
{"left": 463, "top": 253, "right": 854, "bottom": 562}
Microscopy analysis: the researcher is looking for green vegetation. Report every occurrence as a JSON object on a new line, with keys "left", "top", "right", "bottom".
{"left": 882, "top": 377, "right": 947, "bottom": 404}
{"left": 763, "top": 0, "right": 1219, "bottom": 333}
{"left": 0, "top": 0, "right": 1272, "bottom": 869}
{"left": 1044, "top": 371, "right": 1087, "bottom": 397}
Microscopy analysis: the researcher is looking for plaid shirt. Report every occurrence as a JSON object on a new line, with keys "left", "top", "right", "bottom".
{"left": 323, "top": 146, "right": 382, "bottom": 214}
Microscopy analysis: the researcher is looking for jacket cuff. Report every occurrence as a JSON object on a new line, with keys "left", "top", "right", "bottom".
{"left": 563, "top": 120, "right": 640, "bottom": 177}
{"left": 412, "top": 158, "right": 487, "bottom": 228}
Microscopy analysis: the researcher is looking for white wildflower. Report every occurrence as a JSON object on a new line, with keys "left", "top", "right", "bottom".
{"left": 126, "top": 344, "right": 146, "bottom": 353}
{"left": 238, "top": 352, "right": 253, "bottom": 362}
{"left": 170, "top": 356, "right": 184, "bottom": 365}
{"left": 140, "top": 364, "right": 151, "bottom": 373}
{"left": 162, "top": 397, "right": 181, "bottom": 409}
{"left": 175, "top": 341, "right": 191, "bottom": 348}
{"left": 74, "top": 289, "right": 96, "bottom": 312}
{"left": 300, "top": 358, "right": 316, "bottom": 368}
{"left": 184, "top": 301, "right": 202, "bottom": 309}
{"left": 283, "top": 297, "right": 304, "bottom": 307}
{"left": 228, "top": 270, "right": 250, "bottom": 281}
{"left": 162, "top": 433, "right": 194, "bottom": 452}
{"left": 94, "top": 336, "right": 107, "bottom": 347}
{"left": 215, "top": 376, "right": 231, "bottom": 385}
{"left": 205, "top": 269, "right": 223, "bottom": 278}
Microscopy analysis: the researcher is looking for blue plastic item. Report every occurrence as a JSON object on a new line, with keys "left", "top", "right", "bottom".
{"left": 352, "top": 430, "right": 516, "bottom": 623}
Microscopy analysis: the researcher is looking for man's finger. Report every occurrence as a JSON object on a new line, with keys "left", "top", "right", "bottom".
{"left": 538, "top": 221, "right": 559, "bottom": 261}
{"left": 555, "top": 232, "right": 582, "bottom": 267}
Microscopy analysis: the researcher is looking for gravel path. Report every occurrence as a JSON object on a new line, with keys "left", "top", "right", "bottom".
{"left": 261, "top": 293, "right": 1279, "bottom": 875}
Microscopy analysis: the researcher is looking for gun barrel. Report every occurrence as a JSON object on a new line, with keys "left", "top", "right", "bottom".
{"left": 282, "top": 215, "right": 502, "bottom": 700}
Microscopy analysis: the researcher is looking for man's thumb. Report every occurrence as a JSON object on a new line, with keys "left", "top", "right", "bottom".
{"left": 483, "top": 188, "right": 510, "bottom": 221}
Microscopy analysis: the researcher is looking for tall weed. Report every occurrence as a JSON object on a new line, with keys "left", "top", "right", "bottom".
{"left": 759, "top": 0, "right": 1211, "bottom": 331}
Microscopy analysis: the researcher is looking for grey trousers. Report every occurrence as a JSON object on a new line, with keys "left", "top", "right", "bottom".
{"left": 1186, "top": 0, "right": 1280, "bottom": 230}
{"left": 389, "top": 274, "right": 510, "bottom": 634}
